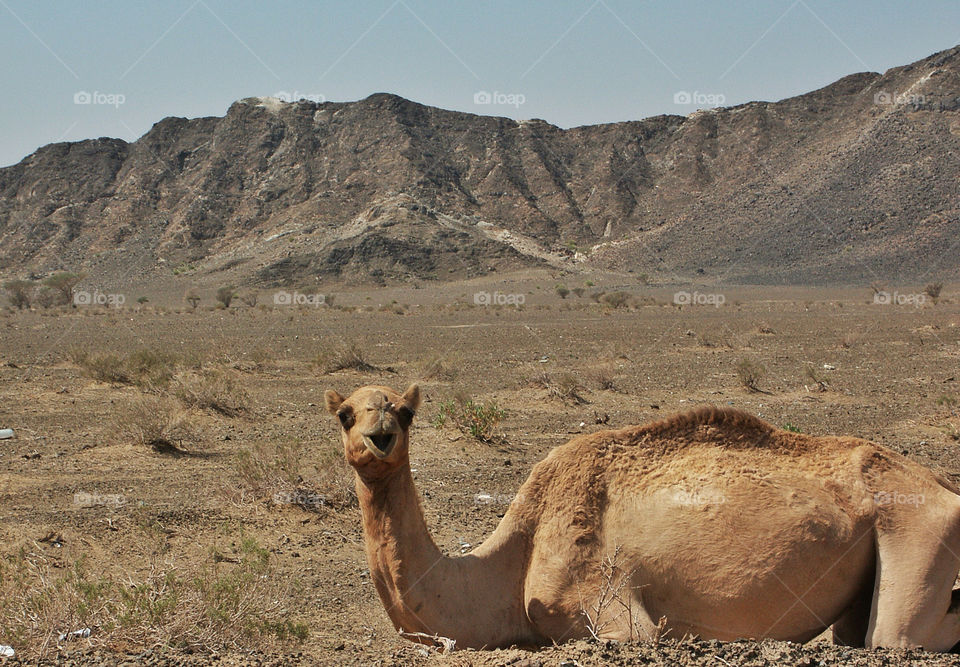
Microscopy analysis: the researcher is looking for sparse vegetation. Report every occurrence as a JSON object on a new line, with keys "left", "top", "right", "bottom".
{"left": 315, "top": 343, "right": 378, "bottom": 373}
{"left": 42, "top": 271, "right": 84, "bottom": 306}
{"left": 115, "top": 395, "right": 199, "bottom": 453}
{"left": 0, "top": 537, "right": 309, "bottom": 659}
{"left": 783, "top": 423, "right": 803, "bottom": 433}
{"left": 216, "top": 286, "right": 236, "bottom": 308}
{"left": 172, "top": 370, "right": 249, "bottom": 417}
{"left": 804, "top": 366, "right": 829, "bottom": 392}
{"left": 555, "top": 285, "right": 570, "bottom": 299}
{"left": 433, "top": 395, "right": 505, "bottom": 442}
{"left": 2, "top": 279, "right": 33, "bottom": 309}
{"left": 925, "top": 282, "right": 943, "bottom": 302}
{"left": 185, "top": 289, "right": 201, "bottom": 309}
{"left": 736, "top": 358, "right": 765, "bottom": 392}
{"left": 232, "top": 439, "right": 355, "bottom": 511}
{"left": 529, "top": 370, "right": 587, "bottom": 404}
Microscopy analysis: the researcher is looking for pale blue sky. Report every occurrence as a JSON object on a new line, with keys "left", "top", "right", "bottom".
{"left": 1, "top": 0, "right": 958, "bottom": 167}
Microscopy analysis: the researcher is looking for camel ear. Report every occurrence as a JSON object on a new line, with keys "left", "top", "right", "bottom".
{"left": 325, "top": 390, "right": 345, "bottom": 415}
{"left": 401, "top": 383, "right": 421, "bottom": 413}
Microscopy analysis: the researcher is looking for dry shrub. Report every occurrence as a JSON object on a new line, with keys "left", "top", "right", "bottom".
{"left": 314, "top": 343, "right": 378, "bottom": 374}
{"left": 529, "top": 370, "right": 588, "bottom": 404}
{"left": 924, "top": 282, "right": 943, "bottom": 301}
{"left": 68, "top": 347, "right": 179, "bottom": 389}
{"left": 0, "top": 538, "right": 308, "bottom": 660}
{"left": 735, "top": 358, "right": 765, "bottom": 392}
{"left": 231, "top": 439, "right": 355, "bottom": 511}
{"left": 78, "top": 353, "right": 130, "bottom": 384}
{"left": 599, "top": 291, "right": 630, "bottom": 309}
{"left": 115, "top": 395, "right": 199, "bottom": 453}
{"left": 172, "top": 370, "right": 249, "bottom": 417}
{"left": 591, "top": 366, "right": 617, "bottom": 391}
{"left": 419, "top": 354, "right": 458, "bottom": 381}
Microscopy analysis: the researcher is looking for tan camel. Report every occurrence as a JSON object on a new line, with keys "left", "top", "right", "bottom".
{"left": 325, "top": 383, "right": 960, "bottom": 652}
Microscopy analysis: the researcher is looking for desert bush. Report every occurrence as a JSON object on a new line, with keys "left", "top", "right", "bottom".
{"left": 185, "top": 289, "right": 201, "bottom": 309}
{"left": 34, "top": 286, "right": 59, "bottom": 309}
{"left": 419, "top": 355, "right": 457, "bottom": 381}
{"left": 925, "top": 282, "right": 943, "bottom": 301}
{"left": 115, "top": 395, "right": 199, "bottom": 453}
{"left": 42, "top": 271, "right": 84, "bottom": 306}
{"left": 314, "top": 343, "right": 378, "bottom": 373}
{"left": 0, "top": 538, "right": 308, "bottom": 659}
{"left": 79, "top": 352, "right": 130, "bottom": 384}
{"left": 432, "top": 396, "right": 505, "bottom": 442}
{"left": 783, "top": 423, "right": 803, "bottom": 433}
{"left": 2, "top": 279, "right": 33, "bottom": 309}
{"left": 216, "top": 286, "right": 235, "bottom": 308}
{"left": 571, "top": 287, "right": 584, "bottom": 298}
{"left": 735, "top": 358, "right": 765, "bottom": 392}
{"left": 804, "top": 366, "right": 829, "bottom": 392}
{"left": 69, "top": 347, "right": 179, "bottom": 389}
{"left": 232, "top": 439, "right": 355, "bottom": 511}
{"left": 172, "top": 370, "right": 249, "bottom": 417}
{"left": 600, "top": 291, "right": 630, "bottom": 309}
{"left": 530, "top": 370, "right": 587, "bottom": 404}
{"left": 555, "top": 285, "right": 570, "bottom": 299}
{"left": 591, "top": 366, "right": 617, "bottom": 391}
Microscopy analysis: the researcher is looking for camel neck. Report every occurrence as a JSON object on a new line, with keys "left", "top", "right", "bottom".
{"left": 355, "top": 461, "right": 537, "bottom": 649}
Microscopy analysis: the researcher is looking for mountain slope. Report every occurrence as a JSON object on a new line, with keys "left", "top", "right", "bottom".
{"left": 1, "top": 46, "right": 958, "bottom": 285}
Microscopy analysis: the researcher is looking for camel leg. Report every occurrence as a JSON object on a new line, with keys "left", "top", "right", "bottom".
{"left": 832, "top": 568, "right": 874, "bottom": 647}
{"left": 867, "top": 507, "right": 960, "bottom": 651}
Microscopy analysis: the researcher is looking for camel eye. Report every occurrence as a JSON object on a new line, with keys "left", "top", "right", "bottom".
{"left": 338, "top": 409, "right": 355, "bottom": 430}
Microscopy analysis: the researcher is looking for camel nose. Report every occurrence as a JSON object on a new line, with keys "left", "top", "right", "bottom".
{"left": 367, "top": 393, "right": 393, "bottom": 430}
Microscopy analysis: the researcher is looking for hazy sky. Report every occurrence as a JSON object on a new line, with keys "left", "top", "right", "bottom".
{"left": 1, "top": 0, "right": 958, "bottom": 167}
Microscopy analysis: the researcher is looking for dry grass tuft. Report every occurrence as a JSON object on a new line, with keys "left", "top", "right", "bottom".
{"left": 231, "top": 439, "right": 355, "bottom": 511}
{"left": 172, "top": 370, "right": 249, "bottom": 417}
{"left": 314, "top": 344, "right": 379, "bottom": 374}
{"left": 529, "top": 370, "right": 588, "bottom": 404}
{"left": 114, "top": 395, "right": 200, "bottom": 453}
{"left": 0, "top": 538, "right": 309, "bottom": 660}
{"left": 735, "top": 358, "right": 765, "bottom": 393}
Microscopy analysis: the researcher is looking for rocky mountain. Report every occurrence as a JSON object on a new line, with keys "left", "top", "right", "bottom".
{"left": 1, "top": 46, "right": 959, "bottom": 286}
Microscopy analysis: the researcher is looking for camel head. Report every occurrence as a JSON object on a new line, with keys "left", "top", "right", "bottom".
{"left": 325, "top": 384, "right": 421, "bottom": 477}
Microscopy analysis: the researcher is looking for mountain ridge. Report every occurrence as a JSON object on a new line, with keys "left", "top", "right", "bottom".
{"left": 1, "top": 45, "right": 958, "bottom": 286}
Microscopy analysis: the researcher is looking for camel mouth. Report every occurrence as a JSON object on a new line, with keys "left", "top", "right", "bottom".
{"left": 362, "top": 432, "right": 399, "bottom": 458}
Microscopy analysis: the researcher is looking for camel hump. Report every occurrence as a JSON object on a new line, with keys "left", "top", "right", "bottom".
{"left": 638, "top": 405, "right": 776, "bottom": 439}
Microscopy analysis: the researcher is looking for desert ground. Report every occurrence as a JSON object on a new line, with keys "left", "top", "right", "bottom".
{"left": 2, "top": 270, "right": 960, "bottom": 666}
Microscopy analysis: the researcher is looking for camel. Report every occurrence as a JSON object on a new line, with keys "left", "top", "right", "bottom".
{"left": 325, "top": 383, "right": 960, "bottom": 652}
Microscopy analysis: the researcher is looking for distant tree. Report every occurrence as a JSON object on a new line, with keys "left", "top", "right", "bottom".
{"left": 42, "top": 272, "right": 84, "bottom": 306}
{"left": 185, "top": 289, "right": 201, "bottom": 310}
{"left": 924, "top": 282, "right": 943, "bottom": 302}
{"left": 3, "top": 279, "right": 34, "bottom": 309}
{"left": 34, "top": 286, "right": 58, "bottom": 309}
{"left": 216, "top": 286, "right": 236, "bottom": 308}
